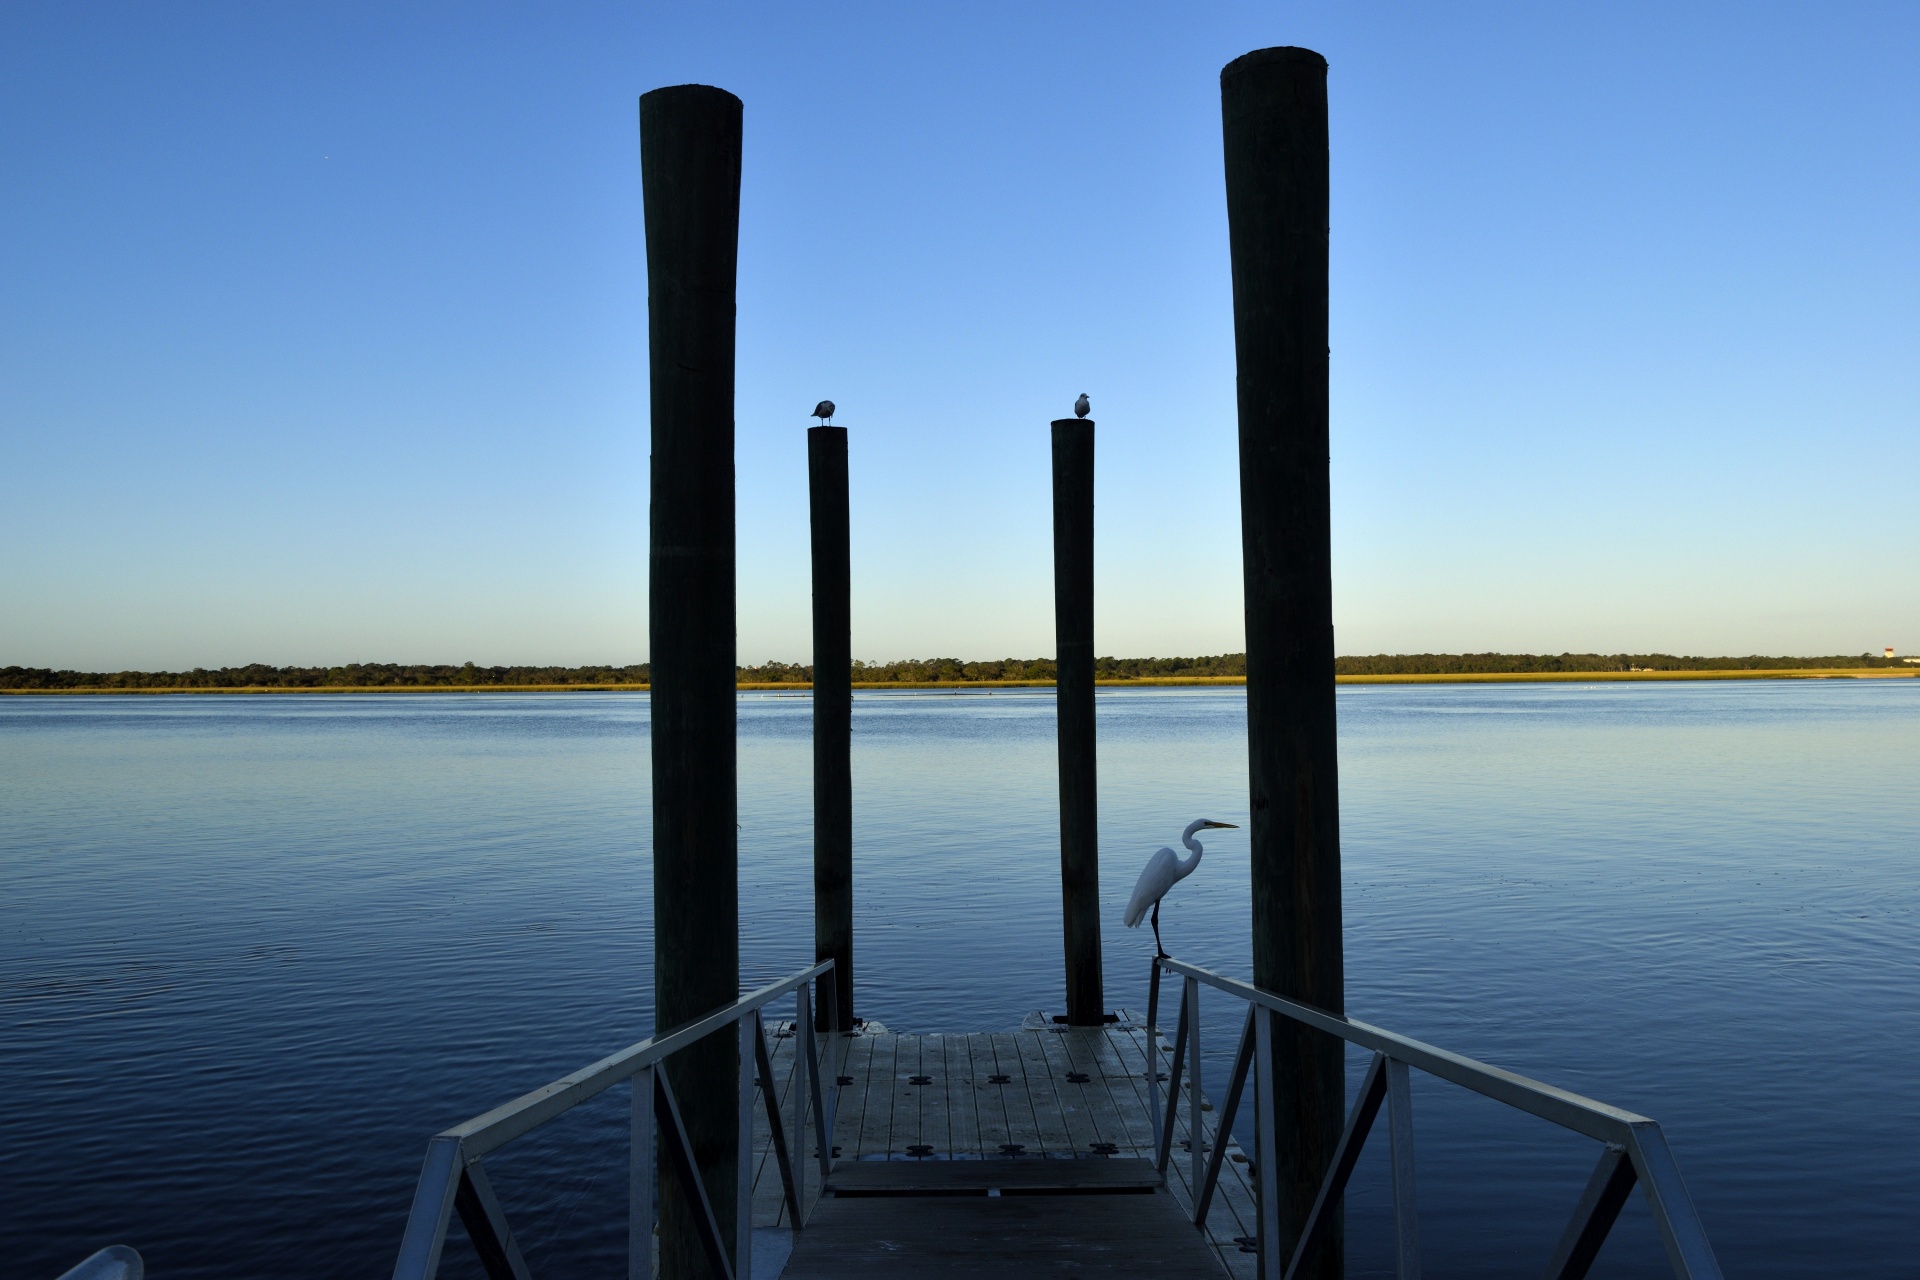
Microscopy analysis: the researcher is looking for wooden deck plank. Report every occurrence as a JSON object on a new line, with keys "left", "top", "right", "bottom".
{"left": 986, "top": 1033, "right": 1042, "bottom": 1158}
{"left": 857, "top": 1032, "right": 898, "bottom": 1159}
{"left": 1036, "top": 1029, "right": 1105, "bottom": 1156}
{"left": 1076, "top": 1028, "right": 1156, "bottom": 1155}
{"left": 968, "top": 1034, "right": 1015, "bottom": 1158}
{"left": 994, "top": 1032, "right": 1047, "bottom": 1156}
{"left": 828, "top": 1030, "right": 865, "bottom": 1162}
{"left": 1083, "top": 1028, "right": 1152, "bottom": 1143}
{"left": 1009, "top": 1032, "right": 1076, "bottom": 1157}
{"left": 835, "top": 1032, "right": 878, "bottom": 1160}
{"left": 821, "top": 1026, "right": 853, "bottom": 1164}
{"left": 1081, "top": 1028, "right": 1159, "bottom": 1153}
{"left": 895, "top": 1033, "right": 926, "bottom": 1156}
{"left": 941, "top": 1032, "right": 981, "bottom": 1160}
{"left": 925, "top": 1032, "right": 950, "bottom": 1156}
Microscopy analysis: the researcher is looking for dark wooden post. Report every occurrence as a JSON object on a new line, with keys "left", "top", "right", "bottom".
{"left": 1051, "top": 417, "right": 1104, "bottom": 1025}
{"left": 809, "top": 425, "right": 854, "bottom": 1032}
{"left": 641, "top": 82, "right": 742, "bottom": 1280}
{"left": 1220, "top": 47, "right": 1345, "bottom": 1278}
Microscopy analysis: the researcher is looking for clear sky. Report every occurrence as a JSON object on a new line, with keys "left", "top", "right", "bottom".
{"left": 3, "top": 3, "right": 1915, "bottom": 670}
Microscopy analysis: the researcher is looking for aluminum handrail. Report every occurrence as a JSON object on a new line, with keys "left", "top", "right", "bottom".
{"left": 446, "top": 962, "right": 831, "bottom": 1157}
{"left": 1158, "top": 958, "right": 1650, "bottom": 1143}
{"left": 1149, "top": 955, "right": 1722, "bottom": 1280}
{"left": 393, "top": 960, "right": 838, "bottom": 1280}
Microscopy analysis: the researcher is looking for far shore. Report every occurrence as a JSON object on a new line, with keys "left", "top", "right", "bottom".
{"left": 6, "top": 668, "right": 1915, "bottom": 695}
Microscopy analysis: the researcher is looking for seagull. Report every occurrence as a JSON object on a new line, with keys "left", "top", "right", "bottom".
{"left": 1073, "top": 393, "right": 1091, "bottom": 419}
{"left": 812, "top": 400, "right": 836, "bottom": 424}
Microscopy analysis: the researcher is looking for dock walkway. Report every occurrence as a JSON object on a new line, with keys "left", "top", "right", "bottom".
{"left": 394, "top": 958, "right": 1722, "bottom": 1280}
{"left": 750, "top": 1012, "right": 1253, "bottom": 1279}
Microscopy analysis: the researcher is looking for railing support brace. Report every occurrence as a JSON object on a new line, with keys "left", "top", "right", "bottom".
{"left": 1255, "top": 1009, "right": 1282, "bottom": 1280}
{"left": 455, "top": 1159, "right": 532, "bottom": 1280}
{"left": 1284, "top": 1052, "right": 1388, "bottom": 1280}
{"left": 792, "top": 987, "right": 811, "bottom": 1215}
{"left": 631, "top": 1067, "right": 656, "bottom": 1280}
{"left": 656, "top": 1070, "right": 735, "bottom": 1280}
{"left": 1385, "top": 1058, "right": 1420, "bottom": 1280}
{"left": 1195, "top": 1007, "right": 1257, "bottom": 1227}
{"left": 1187, "top": 976, "right": 1203, "bottom": 1195}
{"left": 735, "top": 1017, "right": 754, "bottom": 1278}
{"left": 806, "top": 984, "right": 833, "bottom": 1183}
{"left": 1543, "top": 1144, "right": 1635, "bottom": 1280}
{"left": 1156, "top": 978, "right": 1191, "bottom": 1172}
{"left": 1147, "top": 959, "right": 1164, "bottom": 1150}
{"left": 753, "top": 1013, "right": 802, "bottom": 1227}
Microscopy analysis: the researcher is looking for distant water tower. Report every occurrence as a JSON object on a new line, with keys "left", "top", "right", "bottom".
{"left": 1887, "top": 647, "right": 1897, "bottom": 660}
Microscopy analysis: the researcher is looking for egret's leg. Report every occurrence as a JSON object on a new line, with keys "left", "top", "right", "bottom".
{"left": 1151, "top": 900, "right": 1168, "bottom": 958}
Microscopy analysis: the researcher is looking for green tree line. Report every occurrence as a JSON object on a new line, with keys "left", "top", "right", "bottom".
{"left": 1332, "top": 652, "right": 1911, "bottom": 675}
{"left": 0, "top": 662, "right": 652, "bottom": 690}
{"left": 1, "top": 651, "right": 1907, "bottom": 691}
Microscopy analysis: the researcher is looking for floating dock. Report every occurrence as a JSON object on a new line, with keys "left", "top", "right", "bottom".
{"left": 393, "top": 958, "right": 1722, "bottom": 1280}
{"left": 752, "top": 1015, "right": 1255, "bottom": 1279}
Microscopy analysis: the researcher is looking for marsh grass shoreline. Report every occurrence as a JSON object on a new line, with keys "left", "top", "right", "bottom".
{"left": 6, "top": 669, "right": 1915, "bottom": 695}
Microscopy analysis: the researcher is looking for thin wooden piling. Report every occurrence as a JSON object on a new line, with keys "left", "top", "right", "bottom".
{"left": 1051, "top": 417, "right": 1104, "bottom": 1025}
{"left": 641, "top": 82, "right": 743, "bottom": 1280}
{"left": 809, "top": 425, "right": 854, "bottom": 1032}
{"left": 1220, "top": 46, "right": 1345, "bottom": 1280}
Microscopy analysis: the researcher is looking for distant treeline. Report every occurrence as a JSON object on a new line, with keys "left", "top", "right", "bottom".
{"left": 0, "top": 655, "right": 1244, "bottom": 689}
{"left": 0, "top": 662, "right": 652, "bottom": 690}
{"left": 1, "top": 651, "right": 1907, "bottom": 691}
{"left": 838, "top": 654, "right": 1248, "bottom": 683}
{"left": 1332, "top": 652, "right": 1911, "bottom": 675}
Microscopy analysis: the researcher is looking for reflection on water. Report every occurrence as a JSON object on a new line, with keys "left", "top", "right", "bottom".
{"left": 2, "top": 681, "right": 1916, "bottom": 1276}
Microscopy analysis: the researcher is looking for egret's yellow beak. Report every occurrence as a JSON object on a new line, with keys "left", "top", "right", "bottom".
{"left": 1199, "top": 820, "right": 1239, "bottom": 830}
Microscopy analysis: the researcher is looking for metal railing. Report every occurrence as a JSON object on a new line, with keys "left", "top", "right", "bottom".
{"left": 1147, "top": 956, "right": 1723, "bottom": 1280}
{"left": 392, "top": 961, "right": 837, "bottom": 1280}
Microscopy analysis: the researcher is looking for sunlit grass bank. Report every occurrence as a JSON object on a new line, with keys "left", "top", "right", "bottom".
{"left": 6, "top": 668, "right": 1914, "bottom": 694}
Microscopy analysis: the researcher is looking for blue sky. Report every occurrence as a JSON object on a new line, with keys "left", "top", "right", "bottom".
{"left": 3, "top": 3, "right": 1915, "bottom": 669}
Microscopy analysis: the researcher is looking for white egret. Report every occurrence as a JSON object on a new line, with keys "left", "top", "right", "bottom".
{"left": 1123, "top": 818, "right": 1238, "bottom": 957}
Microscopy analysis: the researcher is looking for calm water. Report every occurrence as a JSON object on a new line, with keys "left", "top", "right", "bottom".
{"left": 3, "top": 682, "right": 1917, "bottom": 1277}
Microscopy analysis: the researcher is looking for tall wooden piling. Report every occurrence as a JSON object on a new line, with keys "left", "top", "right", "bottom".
{"left": 641, "top": 83, "right": 743, "bottom": 1280}
{"left": 1051, "top": 417, "right": 1104, "bottom": 1025}
{"left": 1220, "top": 47, "right": 1345, "bottom": 1278}
{"left": 809, "top": 425, "right": 854, "bottom": 1032}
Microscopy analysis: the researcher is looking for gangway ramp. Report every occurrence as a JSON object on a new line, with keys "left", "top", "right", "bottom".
{"left": 393, "top": 959, "right": 1722, "bottom": 1280}
{"left": 784, "top": 1158, "right": 1217, "bottom": 1278}
{"left": 753, "top": 1018, "right": 1254, "bottom": 1279}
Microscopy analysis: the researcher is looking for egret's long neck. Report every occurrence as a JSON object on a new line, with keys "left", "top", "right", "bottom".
{"left": 1177, "top": 819, "right": 1209, "bottom": 873}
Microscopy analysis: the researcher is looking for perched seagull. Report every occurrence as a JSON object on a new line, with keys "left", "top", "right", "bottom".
{"left": 1073, "top": 393, "right": 1091, "bottom": 419}
{"left": 812, "top": 400, "right": 836, "bottom": 424}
